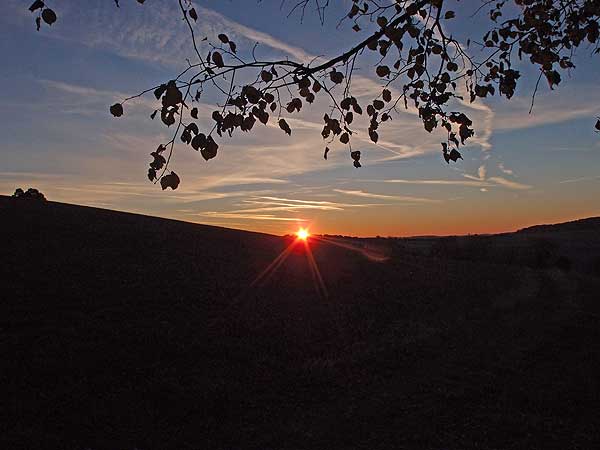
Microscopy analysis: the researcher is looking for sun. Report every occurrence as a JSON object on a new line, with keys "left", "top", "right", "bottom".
{"left": 296, "top": 227, "right": 310, "bottom": 241}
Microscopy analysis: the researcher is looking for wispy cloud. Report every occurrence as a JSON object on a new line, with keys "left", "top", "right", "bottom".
{"left": 333, "top": 189, "right": 439, "bottom": 203}
{"left": 487, "top": 176, "right": 532, "bottom": 190}
{"left": 372, "top": 175, "right": 532, "bottom": 191}
{"left": 197, "top": 212, "right": 307, "bottom": 222}
{"left": 498, "top": 162, "right": 514, "bottom": 176}
{"left": 375, "top": 179, "right": 492, "bottom": 187}
{"left": 559, "top": 175, "right": 600, "bottom": 184}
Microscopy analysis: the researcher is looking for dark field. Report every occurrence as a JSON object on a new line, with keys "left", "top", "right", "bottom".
{"left": 2, "top": 196, "right": 600, "bottom": 450}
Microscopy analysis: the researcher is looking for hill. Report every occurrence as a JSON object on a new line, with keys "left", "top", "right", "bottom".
{"left": 2, "top": 197, "right": 600, "bottom": 450}
{"left": 518, "top": 216, "right": 600, "bottom": 233}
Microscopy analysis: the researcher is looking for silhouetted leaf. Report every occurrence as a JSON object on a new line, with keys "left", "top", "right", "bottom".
{"left": 351, "top": 150, "right": 361, "bottom": 168}
{"left": 41, "top": 8, "right": 57, "bottom": 26}
{"left": 218, "top": 34, "right": 229, "bottom": 44}
{"left": 449, "top": 148, "right": 462, "bottom": 162}
{"left": 162, "top": 81, "right": 183, "bottom": 107}
{"left": 154, "top": 84, "right": 167, "bottom": 100}
{"left": 191, "top": 133, "right": 206, "bottom": 151}
{"left": 373, "top": 100, "right": 384, "bottom": 110}
{"left": 189, "top": 8, "right": 198, "bottom": 21}
{"left": 376, "top": 65, "right": 390, "bottom": 77}
{"left": 369, "top": 129, "right": 378, "bottom": 143}
{"left": 330, "top": 70, "right": 344, "bottom": 84}
{"left": 161, "top": 108, "right": 176, "bottom": 127}
{"left": 201, "top": 136, "right": 218, "bottom": 160}
{"left": 545, "top": 70, "right": 561, "bottom": 89}
{"left": 261, "top": 70, "right": 273, "bottom": 82}
{"left": 340, "top": 132, "right": 350, "bottom": 144}
{"left": 29, "top": 1, "right": 44, "bottom": 12}
{"left": 110, "top": 103, "right": 123, "bottom": 117}
{"left": 595, "top": 119, "right": 600, "bottom": 131}
{"left": 279, "top": 118, "right": 291, "bottom": 135}
{"left": 191, "top": 107, "right": 198, "bottom": 119}
{"left": 212, "top": 52, "right": 224, "bottom": 68}
{"left": 324, "top": 146, "right": 330, "bottom": 160}
{"left": 160, "top": 171, "right": 180, "bottom": 190}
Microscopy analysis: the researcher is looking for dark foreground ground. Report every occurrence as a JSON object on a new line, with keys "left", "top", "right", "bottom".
{"left": 2, "top": 196, "right": 600, "bottom": 450}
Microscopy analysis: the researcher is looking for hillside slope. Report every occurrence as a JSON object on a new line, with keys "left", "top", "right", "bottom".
{"left": 2, "top": 197, "right": 600, "bottom": 450}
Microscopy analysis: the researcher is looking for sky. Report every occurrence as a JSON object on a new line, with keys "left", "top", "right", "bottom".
{"left": 1, "top": 0, "right": 599, "bottom": 237}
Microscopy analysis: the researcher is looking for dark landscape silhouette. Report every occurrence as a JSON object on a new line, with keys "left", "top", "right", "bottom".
{"left": 2, "top": 196, "right": 600, "bottom": 450}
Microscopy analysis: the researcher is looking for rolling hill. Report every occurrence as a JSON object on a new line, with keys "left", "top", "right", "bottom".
{"left": 2, "top": 196, "right": 600, "bottom": 450}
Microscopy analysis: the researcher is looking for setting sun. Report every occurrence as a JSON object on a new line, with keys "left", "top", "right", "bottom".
{"left": 296, "top": 228, "right": 310, "bottom": 241}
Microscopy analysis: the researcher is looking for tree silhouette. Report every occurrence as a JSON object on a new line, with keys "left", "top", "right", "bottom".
{"left": 12, "top": 187, "right": 47, "bottom": 201}
{"left": 27, "top": 0, "right": 600, "bottom": 189}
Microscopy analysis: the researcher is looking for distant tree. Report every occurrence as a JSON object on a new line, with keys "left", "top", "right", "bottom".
{"left": 26, "top": 1, "right": 600, "bottom": 189}
{"left": 12, "top": 187, "right": 47, "bottom": 201}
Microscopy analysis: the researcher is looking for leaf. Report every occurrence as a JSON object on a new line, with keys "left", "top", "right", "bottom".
{"left": 201, "top": 136, "right": 218, "bottom": 161}
{"left": 154, "top": 84, "right": 167, "bottom": 100}
{"left": 110, "top": 103, "right": 123, "bottom": 117}
{"left": 212, "top": 52, "right": 224, "bottom": 68}
{"left": 189, "top": 8, "right": 198, "bottom": 21}
{"left": 35, "top": 16, "right": 41, "bottom": 31}
{"left": 350, "top": 150, "right": 361, "bottom": 168}
{"left": 150, "top": 110, "right": 157, "bottom": 120}
{"left": 162, "top": 81, "right": 183, "bottom": 107}
{"left": 449, "top": 148, "right": 462, "bottom": 162}
{"left": 261, "top": 70, "right": 273, "bottom": 82}
{"left": 191, "top": 133, "right": 207, "bottom": 151}
{"left": 191, "top": 107, "right": 198, "bottom": 119}
{"left": 148, "top": 168, "right": 156, "bottom": 181}
{"left": 41, "top": 8, "right": 57, "bottom": 26}
{"left": 218, "top": 33, "right": 229, "bottom": 44}
{"left": 376, "top": 65, "right": 390, "bottom": 77}
{"left": 340, "top": 132, "right": 350, "bottom": 144}
{"left": 595, "top": 119, "right": 600, "bottom": 131}
{"left": 150, "top": 151, "right": 166, "bottom": 170}
{"left": 324, "top": 147, "right": 330, "bottom": 160}
{"left": 330, "top": 71, "right": 344, "bottom": 84}
{"left": 29, "top": 1, "right": 44, "bottom": 12}
{"left": 545, "top": 70, "right": 561, "bottom": 90}
{"left": 368, "top": 129, "right": 378, "bottom": 143}
{"left": 161, "top": 108, "right": 176, "bottom": 127}
{"left": 278, "top": 118, "right": 291, "bottom": 135}
{"left": 160, "top": 171, "right": 180, "bottom": 190}
{"left": 228, "top": 41, "right": 237, "bottom": 53}
{"left": 444, "top": 11, "right": 455, "bottom": 20}
{"left": 186, "top": 123, "right": 199, "bottom": 135}
{"left": 382, "top": 89, "right": 392, "bottom": 102}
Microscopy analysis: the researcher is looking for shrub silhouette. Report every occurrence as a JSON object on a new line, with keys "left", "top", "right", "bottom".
{"left": 12, "top": 187, "right": 47, "bottom": 201}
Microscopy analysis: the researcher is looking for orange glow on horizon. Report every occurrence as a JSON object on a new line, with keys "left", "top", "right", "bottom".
{"left": 296, "top": 227, "right": 310, "bottom": 241}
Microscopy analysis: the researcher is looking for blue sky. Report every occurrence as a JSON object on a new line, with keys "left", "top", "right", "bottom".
{"left": 1, "top": 0, "right": 599, "bottom": 236}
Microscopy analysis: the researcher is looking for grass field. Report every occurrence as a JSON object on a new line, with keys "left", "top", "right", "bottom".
{"left": 2, "top": 196, "right": 600, "bottom": 450}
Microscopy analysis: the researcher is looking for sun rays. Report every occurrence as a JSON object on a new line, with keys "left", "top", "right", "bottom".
{"left": 250, "top": 227, "right": 326, "bottom": 298}
{"left": 296, "top": 227, "right": 309, "bottom": 241}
